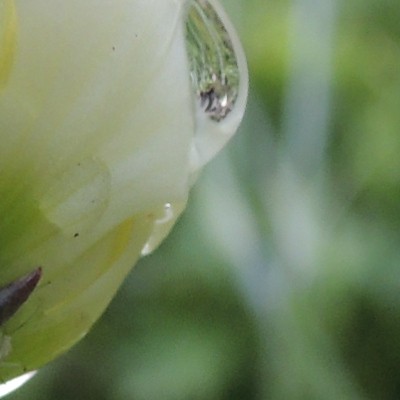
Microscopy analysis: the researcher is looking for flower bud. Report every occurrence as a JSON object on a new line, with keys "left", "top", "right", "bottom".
{"left": 0, "top": 0, "right": 248, "bottom": 385}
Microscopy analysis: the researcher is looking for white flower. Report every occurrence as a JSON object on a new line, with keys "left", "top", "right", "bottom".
{"left": 0, "top": 0, "right": 248, "bottom": 382}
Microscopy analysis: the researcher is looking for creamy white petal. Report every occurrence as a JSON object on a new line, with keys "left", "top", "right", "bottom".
{"left": 0, "top": 0, "right": 248, "bottom": 383}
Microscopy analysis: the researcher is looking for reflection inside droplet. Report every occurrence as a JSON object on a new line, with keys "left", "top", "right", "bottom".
{"left": 185, "top": 0, "right": 240, "bottom": 122}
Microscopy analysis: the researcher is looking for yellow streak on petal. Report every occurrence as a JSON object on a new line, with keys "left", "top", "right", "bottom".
{"left": 0, "top": 0, "right": 16, "bottom": 89}
{"left": 107, "top": 217, "right": 137, "bottom": 265}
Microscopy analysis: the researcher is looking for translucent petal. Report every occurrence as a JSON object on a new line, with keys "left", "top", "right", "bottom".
{"left": 0, "top": 371, "right": 36, "bottom": 398}
{"left": 0, "top": 0, "right": 248, "bottom": 384}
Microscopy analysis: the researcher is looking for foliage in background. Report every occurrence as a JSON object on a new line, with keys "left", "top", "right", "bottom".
{"left": 10, "top": 0, "right": 400, "bottom": 399}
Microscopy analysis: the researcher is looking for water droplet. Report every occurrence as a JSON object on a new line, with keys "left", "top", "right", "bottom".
{"left": 141, "top": 202, "right": 186, "bottom": 256}
{"left": 185, "top": 0, "right": 248, "bottom": 170}
{"left": 185, "top": 0, "right": 240, "bottom": 122}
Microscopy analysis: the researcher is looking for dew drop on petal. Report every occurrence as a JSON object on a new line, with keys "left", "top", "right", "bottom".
{"left": 141, "top": 202, "right": 186, "bottom": 256}
{"left": 185, "top": 0, "right": 240, "bottom": 122}
{"left": 184, "top": 0, "right": 248, "bottom": 169}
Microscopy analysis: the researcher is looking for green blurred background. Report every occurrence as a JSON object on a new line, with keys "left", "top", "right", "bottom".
{"left": 10, "top": 0, "right": 400, "bottom": 398}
